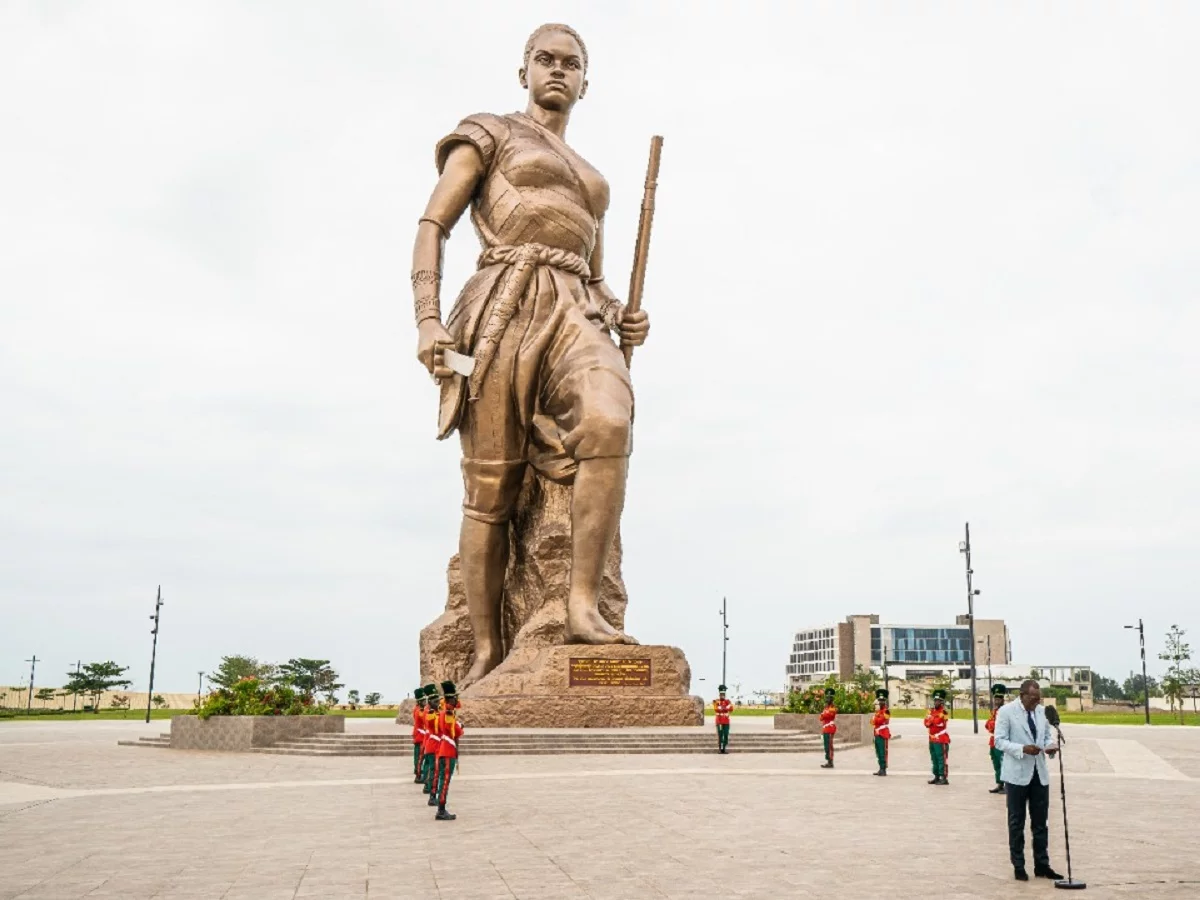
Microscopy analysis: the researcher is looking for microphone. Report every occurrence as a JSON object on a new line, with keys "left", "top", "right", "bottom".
{"left": 1044, "top": 704, "right": 1085, "bottom": 890}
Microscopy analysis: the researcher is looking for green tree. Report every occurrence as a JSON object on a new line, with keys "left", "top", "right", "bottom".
{"left": 851, "top": 664, "right": 879, "bottom": 695}
{"left": 347, "top": 689, "right": 360, "bottom": 709}
{"left": 35, "top": 687, "right": 56, "bottom": 708}
{"left": 1159, "top": 625, "right": 1193, "bottom": 723}
{"left": 152, "top": 694, "right": 167, "bottom": 709}
{"left": 900, "top": 687, "right": 914, "bottom": 709}
{"left": 364, "top": 692, "right": 381, "bottom": 706}
{"left": 1091, "top": 672, "right": 1126, "bottom": 701}
{"left": 1123, "top": 673, "right": 1160, "bottom": 702}
{"left": 62, "top": 662, "right": 132, "bottom": 713}
{"left": 109, "top": 694, "right": 131, "bottom": 716}
{"left": 278, "top": 659, "right": 342, "bottom": 703}
{"left": 207, "top": 656, "right": 278, "bottom": 690}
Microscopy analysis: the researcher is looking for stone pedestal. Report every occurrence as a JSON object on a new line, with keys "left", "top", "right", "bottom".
{"left": 400, "top": 645, "right": 704, "bottom": 727}
{"left": 169, "top": 715, "right": 344, "bottom": 751}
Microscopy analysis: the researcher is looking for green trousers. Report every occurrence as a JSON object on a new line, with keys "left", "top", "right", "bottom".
{"left": 822, "top": 733, "right": 834, "bottom": 762}
{"left": 990, "top": 746, "right": 1003, "bottom": 784}
{"left": 436, "top": 757, "right": 457, "bottom": 806}
{"left": 422, "top": 749, "right": 437, "bottom": 793}
{"left": 929, "top": 742, "right": 948, "bottom": 778}
{"left": 873, "top": 736, "right": 888, "bottom": 770}
{"left": 716, "top": 723, "right": 729, "bottom": 750}
{"left": 413, "top": 743, "right": 422, "bottom": 777}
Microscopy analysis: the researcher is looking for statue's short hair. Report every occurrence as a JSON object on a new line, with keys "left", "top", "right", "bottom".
{"left": 523, "top": 23, "right": 588, "bottom": 72}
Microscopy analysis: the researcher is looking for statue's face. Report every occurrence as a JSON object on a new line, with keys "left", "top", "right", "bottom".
{"left": 521, "top": 30, "right": 587, "bottom": 111}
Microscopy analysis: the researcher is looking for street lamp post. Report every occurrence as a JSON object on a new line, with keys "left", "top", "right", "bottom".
{"left": 24, "top": 655, "right": 39, "bottom": 713}
{"left": 958, "top": 523, "right": 982, "bottom": 734}
{"left": 1123, "top": 619, "right": 1151, "bottom": 725}
{"left": 720, "top": 597, "right": 729, "bottom": 686}
{"left": 145, "top": 586, "right": 164, "bottom": 724}
{"left": 197, "top": 671, "right": 205, "bottom": 703}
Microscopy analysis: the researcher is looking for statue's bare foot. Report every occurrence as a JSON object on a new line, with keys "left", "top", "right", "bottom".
{"left": 565, "top": 605, "right": 638, "bottom": 645}
{"left": 461, "top": 643, "right": 503, "bottom": 688}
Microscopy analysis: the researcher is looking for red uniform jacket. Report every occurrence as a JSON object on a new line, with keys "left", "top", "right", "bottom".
{"left": 871, "top": 709, "right": 891, "bottom": 740}
{"left": 412, "top": 704, "right": 426, "bottom": 745}
{"left": 985, "top": 709, "right": 997, "bottom": 748}
{"left": 924, "top": 707, "right": 950, "bottom": 744}
{"left": 422, "top": 702, "right": 442, "bottom": 755}
{"left": 713, "top": 698, "right": 733, "bottom": 726}
{"left": 820, "top": 704, "right": 838, "bottom": 734}
{"left": 435, "top": 707, "right": 463, "bottom": 759}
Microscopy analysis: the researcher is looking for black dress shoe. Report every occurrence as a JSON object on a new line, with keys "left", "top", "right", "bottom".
{"left": 1014, "top": 868, "right": 1029, "bottom": 881}
{"left": 1035, "top": 865, "right": 1064, "bottom": 880}
{"left": 989, "top": 785, "right": 1005, "bottom": 794}
{"left": 928, "top": 777, "right": 940, "bottom": 784}
{"left": 435, "top": 807, "right": 456, "bottom": 821}
{"left": 820, "top": 762, "right": 833, "bottom": 769}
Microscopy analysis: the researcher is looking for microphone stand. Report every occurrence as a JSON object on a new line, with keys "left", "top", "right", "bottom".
{"left": 1048, "top": 718, "right": 1086, "bottom": 890}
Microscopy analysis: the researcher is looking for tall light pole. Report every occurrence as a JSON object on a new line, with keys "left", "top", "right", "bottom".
{"left": 958, "top": 523, "right": 982, "bottom": 733}
{"left": 71, "top": 660, "right": 81, "bottom": 712}
{"left": 197, "top": 671, "right": 205, "bottom": 703}
{"left": 1124, "top": 619, "right": 1151, "bottom": 725}
{"left": 719, "top": 597, "right": 729, "bottom": 686}
{"left": 24, "top": 655, "right": 39, "bottom": 713}
{"left": 145, "top": 586, "right": 164, "bottom": 724}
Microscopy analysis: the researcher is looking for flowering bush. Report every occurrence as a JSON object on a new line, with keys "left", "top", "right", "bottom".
{"left": 785, "top": 675, "right": 876, "bottom": 714}
{"left": 192, "top": 676, "right": 328, "bottom": 720}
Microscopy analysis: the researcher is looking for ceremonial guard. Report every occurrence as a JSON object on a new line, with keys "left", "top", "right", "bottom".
{"left": 819, "top": 687, "right": 837, "bottom": 768}
{"left": 430, "top": 680, "right": 463, "bottom": 821}
{"left": 412, "top": 685, "right": 428, "bottom": 783}
{"left": 420, "top": 682, "right": 441, "bottom": 795}
{"left": 871, "top": 688, "right": 891, "bottom": 776}
{"left": 924, "top": 688, "right": 951, "bottom": 785}
{"left": 986, "top": 682, "right": 1007, "bottom": 794}
{"left": 713, "top": 685, "right": 733, "bottom": 753}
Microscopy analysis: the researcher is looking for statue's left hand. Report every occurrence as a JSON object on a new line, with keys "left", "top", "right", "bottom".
{"left": 617, "top": 307, "right": 650, "bottom": 347}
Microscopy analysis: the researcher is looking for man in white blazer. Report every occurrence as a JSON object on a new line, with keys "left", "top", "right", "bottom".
{"left": 993, "top": 679, "right": 1065, "bottom": 882}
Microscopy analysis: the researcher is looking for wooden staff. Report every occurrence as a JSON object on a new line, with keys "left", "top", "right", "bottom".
{"left": 622, "top": 135, "right": 663, "bottom": 370}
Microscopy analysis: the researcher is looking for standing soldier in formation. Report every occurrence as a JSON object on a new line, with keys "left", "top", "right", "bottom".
{"left": 986, "top": 683, "right": 1008, "bottom": 794}
{"left": 412, "top": 686, "right": 429, "bottom": 783}
{"left": 871, "top": 688, "right": 891, "bottom": 776}
{"left": 421, "top": 682, "right": 442, "bottom": 795}
{"left": 924, "top": 688, "right": 951, "bottom": 785}
{"left": 819, "top": 687, "right": 838, "bottom": 769}
{"left": 713, "top": 685, "right": 733, "bottom": 754}
{"left": 431, "top": 680, "right": 463, "bottom": 821}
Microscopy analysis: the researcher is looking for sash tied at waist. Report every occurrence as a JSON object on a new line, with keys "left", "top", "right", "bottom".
{"left": 467, "top": 243, "right": 592, "bottom": 401}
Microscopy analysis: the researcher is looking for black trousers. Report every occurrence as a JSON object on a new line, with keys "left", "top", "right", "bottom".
{"left": 1005, "top": 770, "right": 1050, "bottom": 869}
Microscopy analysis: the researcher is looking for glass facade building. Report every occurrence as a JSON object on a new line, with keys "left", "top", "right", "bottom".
{"left": 870, "top": 626, "right": 974, "bottom": 665}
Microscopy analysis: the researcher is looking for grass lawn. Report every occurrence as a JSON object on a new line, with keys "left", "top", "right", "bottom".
{"left": 0, "top": 708, "right": 191, "bottom": 722}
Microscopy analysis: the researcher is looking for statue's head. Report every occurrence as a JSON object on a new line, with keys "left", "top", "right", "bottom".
{"left": 519, "top": 23, "right": 588, "bottom": 112}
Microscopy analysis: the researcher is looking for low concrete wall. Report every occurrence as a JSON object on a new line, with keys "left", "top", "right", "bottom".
{"left": 170, "top": 715, "right": 344, "bottom": 751}
{"left": 774, "top": 713, "right": 871, "bottom": 744}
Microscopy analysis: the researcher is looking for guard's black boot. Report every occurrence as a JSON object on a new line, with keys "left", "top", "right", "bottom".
{"left": 427, "top": 793, "right": 438, "bottom": 806}
{"left": 1034, "top": 865, "right": 1064, "bottom": 880}
{"left": 414, "top": 774, "right": 423, "bottom": 783}
{"left": 436, "top": 805, "right": 456, "bottom": 821}
{"left": 989, "top": 784, "right": 1005, "bottom": 794}
{"left": 928, "top": 777, "right": 940, "bottom": 784}
{"left": 879, "top": 769, "right": 887, "bottom": 776}
{"left": 820, "top": 762, "right": 833, "bottom": 769}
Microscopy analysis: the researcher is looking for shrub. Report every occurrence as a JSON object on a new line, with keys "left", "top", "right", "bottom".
{"left": 192, "top": 677, "right": 329, "bottom": 720}
{"left": 785, "top": 675, "right": 875, "bottom": 714}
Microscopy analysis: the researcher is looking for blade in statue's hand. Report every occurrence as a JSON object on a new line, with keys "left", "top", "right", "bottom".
{"left": 443, "top": 349, "right": 475, "bottom": 377}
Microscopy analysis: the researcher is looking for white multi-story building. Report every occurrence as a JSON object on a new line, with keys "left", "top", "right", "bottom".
{"left": 785, "top": 625, "right": 841, "bottom": 683}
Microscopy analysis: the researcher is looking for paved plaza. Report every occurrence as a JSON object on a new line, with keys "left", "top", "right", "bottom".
{"left": 2, "top": 717, "right": 1198, "bottom": 899}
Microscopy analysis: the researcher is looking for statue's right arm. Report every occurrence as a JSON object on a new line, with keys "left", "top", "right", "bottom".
{"left": 413, "top": 142, "right": 486, "bottom": 378}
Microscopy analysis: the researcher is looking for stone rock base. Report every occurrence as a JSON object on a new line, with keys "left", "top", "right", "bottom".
{"left": 398, "top": 644, "right": 704, "bottom": 727}
{"left": 459, "top": 695, "right": 703, "bottom": 728}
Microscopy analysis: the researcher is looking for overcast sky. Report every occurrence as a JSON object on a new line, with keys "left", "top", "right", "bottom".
{"left": 2, "top": 2, "right": 1197, "bottom": 702}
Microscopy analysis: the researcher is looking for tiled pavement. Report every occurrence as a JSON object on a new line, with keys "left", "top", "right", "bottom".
{"left": 1, "top": 717, "right": 1198, "bottom": 899}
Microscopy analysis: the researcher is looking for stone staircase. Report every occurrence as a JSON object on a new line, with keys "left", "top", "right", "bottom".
{"left": 250, "top": 731, "right": 843, "bottom": 757}
{"left": 121, "top": 729, "right": 860, "bottom": 757}
{"left": 118, "top": 733, "right": 172, "bottom": 749}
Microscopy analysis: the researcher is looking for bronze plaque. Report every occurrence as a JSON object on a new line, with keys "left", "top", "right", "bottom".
{"left": 568, "top": 657, "right": 652, "bottom": 687}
